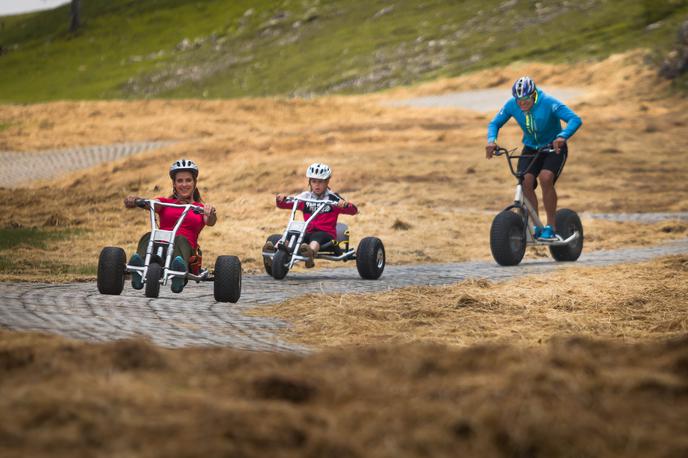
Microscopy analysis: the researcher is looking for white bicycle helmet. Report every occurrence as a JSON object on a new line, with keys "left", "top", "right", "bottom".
{"left": 306, "top": 162, "right": 332, "bottom": 180}
{"left": 169, "top": 159, "right": 199, "bottom": 179}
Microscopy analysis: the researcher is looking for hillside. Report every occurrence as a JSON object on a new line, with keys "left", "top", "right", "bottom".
{"left": 1, "top": 0, "right": 687, "bottom": 102}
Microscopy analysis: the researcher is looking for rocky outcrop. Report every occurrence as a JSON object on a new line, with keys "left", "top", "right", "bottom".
{"left": 660, "top": 20, "right": 688, "bottom": 79}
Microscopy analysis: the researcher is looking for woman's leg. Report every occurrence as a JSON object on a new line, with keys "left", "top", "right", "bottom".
{"left": 136, "top": 232, "right": 152, "bottom": 258}
{"left": 172, "top": 236, "right": 193, "bottom": 266}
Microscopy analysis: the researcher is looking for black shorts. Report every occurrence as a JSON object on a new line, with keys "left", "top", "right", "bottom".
{"left": 517, "top": 145, "right": 568, "bottom": 189}
{"left": 302, "top": 231, "right": 333, "bottom": 246}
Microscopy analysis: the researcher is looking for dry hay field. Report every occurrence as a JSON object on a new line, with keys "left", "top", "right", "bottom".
{"left": 1, "top": 51, "right": 688, "bottom": 457}
{"left": 0, "top": 50, "right": 687, "bottom": 281}
{"left": 1, "top": 256, "right": 687, "bottom": 457}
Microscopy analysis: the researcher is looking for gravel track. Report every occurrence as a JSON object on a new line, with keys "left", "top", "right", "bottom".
{"left": 1, "top": 238, "right": 686, "bottom": 352}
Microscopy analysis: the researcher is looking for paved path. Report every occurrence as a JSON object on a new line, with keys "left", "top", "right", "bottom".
{"left": 0, "top": 141, "right": 174, "bottom": 188}
{"left": 386, "top": 87, "right": 583, "bottom": 112}
{"left": 1, "top": 238, "right": 686, "bottom": 352}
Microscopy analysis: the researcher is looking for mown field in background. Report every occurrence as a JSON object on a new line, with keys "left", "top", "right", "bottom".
{"left": 1, "top": 0, "right": 687, "bottom": 102}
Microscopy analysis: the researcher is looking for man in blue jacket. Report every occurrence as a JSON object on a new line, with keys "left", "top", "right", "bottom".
{"left": 486, "top": 76, "right": 582, "bottom": 240}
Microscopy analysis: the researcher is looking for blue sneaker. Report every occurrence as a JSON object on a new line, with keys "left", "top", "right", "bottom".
{"left": 533, "top": 226, "right": 542, "bottom": 239}
{"left": 170, "top": 256, "right": 187, "bottom": 293}
{"left": 129, "top": 253, "right": 144, "bottom": 290}
{"left": 539, "top": 225, "right": 556, "bottom": 240}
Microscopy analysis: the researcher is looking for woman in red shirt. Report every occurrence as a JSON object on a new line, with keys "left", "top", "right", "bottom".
{"left": 124, "top": 159, "right": 217, "bottom": 292}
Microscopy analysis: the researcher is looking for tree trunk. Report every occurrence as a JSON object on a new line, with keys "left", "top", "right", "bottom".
{"left": 69, "top": 0, "right": 81, "bottom": 33}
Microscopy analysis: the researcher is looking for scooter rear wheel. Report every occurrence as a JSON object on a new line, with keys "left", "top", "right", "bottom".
{"left": 549, "top": 209, "right": 584, "bottom": 262}
{"left": 490, "top": 211, "right": 526, "bottom": 266}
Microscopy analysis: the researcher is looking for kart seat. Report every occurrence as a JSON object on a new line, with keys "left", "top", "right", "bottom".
{"left": 317, "top": 223, "right": 349, "bottom": 255}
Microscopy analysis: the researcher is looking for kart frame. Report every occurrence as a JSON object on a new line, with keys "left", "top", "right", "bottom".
{"left": 127, "top": 198, "right": 212, "bottom": 287}
{"left": 262, "top": 196, "right": 356, "bottom": 270}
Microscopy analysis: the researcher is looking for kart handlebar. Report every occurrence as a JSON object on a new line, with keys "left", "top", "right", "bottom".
{"left": 282, "top": 196, "right": 342, "bottom": 205}
{"left": 134, "top": 198, "right": 204, "bottom": 214}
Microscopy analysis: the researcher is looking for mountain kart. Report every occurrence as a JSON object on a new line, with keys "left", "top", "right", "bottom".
{"left": 97, "top": 198, "right": 241, "bottom": 302}
{"left": 262, "top": 196, "right": 385, "bottom": 280}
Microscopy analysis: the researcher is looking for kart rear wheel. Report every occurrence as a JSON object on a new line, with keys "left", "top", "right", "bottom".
{"left": 356, "top": 237, "right": 385, "bottom": 280}
{"left": 97, "top": 247, "right": 126, "bottom": 295}
{"left": 490, "top": 211, "right": 526, "bottom": 266}
{"left": 549, "top": 208, "right": 584, "bottom": 262}
{"left": 145, "top": 262, "right": 162, "bottom": 298}
{"left": 214, "top": 255, "right": 242, "bottom": 303}
{"left": 271, "top": 249, "right": 290, "bottom": 280}
{"left": 262, "top": 234, "right": 282, "bottom": 276}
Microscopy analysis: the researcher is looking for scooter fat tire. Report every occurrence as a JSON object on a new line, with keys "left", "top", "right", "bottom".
{"left": 549, "top": 209, "right": 584, "bottom": 262}
{"left": 490, "top": 211, "right": 526, "bottom": 266}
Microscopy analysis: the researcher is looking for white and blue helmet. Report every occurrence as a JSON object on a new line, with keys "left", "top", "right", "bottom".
{"left": 512, "top": 76, "right": 536, "bottom": 99}
{"left": 306, "top": 162, "right": 332, "bottom": 180}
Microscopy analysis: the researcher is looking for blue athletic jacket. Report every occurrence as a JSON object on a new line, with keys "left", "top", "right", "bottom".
{"left": 487, "top": 89, "right": 582, "bottom": 148}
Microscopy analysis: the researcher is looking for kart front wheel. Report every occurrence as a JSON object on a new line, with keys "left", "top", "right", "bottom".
{"left": 356, "top": 237, "right": 385, "bottom": 280}
{"left": 262, "top": 234, "right": 282, "bottom": 276}
{"left": 97, "top": 247, "right": 126, "bottom": 295}
{"left": 549, "top": 209, "right": 584, "bottom": 262}
{"left": 214, "top": 255, "right": 242, "bottom": 303}
{"left": 145, "top": 262, "right": 162, "bottom": 298}
{"left": 490, "top": 211, "right": 526, "bottom": 266}
{"left": 271, "top": 249, "right": 290, "bottom": 280}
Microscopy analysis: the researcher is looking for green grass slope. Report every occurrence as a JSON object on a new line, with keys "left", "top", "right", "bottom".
{"left": 1, "top": 0, "right": 687, "bottom": 102}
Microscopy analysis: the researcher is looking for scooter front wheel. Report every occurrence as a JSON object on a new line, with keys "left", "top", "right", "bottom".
{"left": 490, "top": 211, "right": 526, "bottom": 266}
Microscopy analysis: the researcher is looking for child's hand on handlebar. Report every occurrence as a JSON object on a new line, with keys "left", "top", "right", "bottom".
{"left": 486, "top": 142, "right": 497, "bottom": 159}
{"left": 124, "top": 195, "right": 139, "bottom": 208}
{"left": 336, "top": 199, "right": 349, "bottom": 208}
{"left": 203, "top": 204, "right": 216, "bottom": 217}
{"left": 276, "top": 194, "right": 288, "bottom": 202}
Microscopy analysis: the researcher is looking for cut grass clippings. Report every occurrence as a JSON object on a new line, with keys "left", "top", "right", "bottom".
{"left": 1, "top": 329, "right": 688, "bottom": 457}
{"left": 252, "top": 255, "right": 688, "bottom": 349}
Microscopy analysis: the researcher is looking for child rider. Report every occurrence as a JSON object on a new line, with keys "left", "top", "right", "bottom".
{"left": 265, "top": 162, "right": 358, "bottom": 268}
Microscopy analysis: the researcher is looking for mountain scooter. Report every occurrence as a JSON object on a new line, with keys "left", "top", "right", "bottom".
{"left": 490, "top": 146, "right": 583, "bottom": 266}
